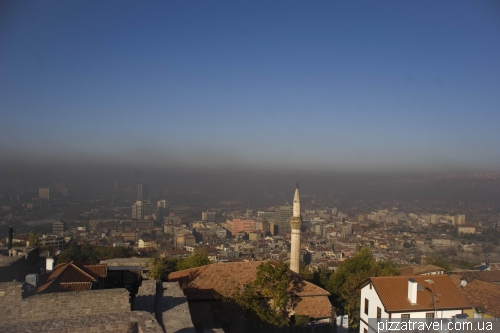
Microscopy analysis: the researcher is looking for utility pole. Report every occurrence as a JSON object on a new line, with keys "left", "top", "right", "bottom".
{"left": 425, "top": 279, "right": 441, "bottom": 318}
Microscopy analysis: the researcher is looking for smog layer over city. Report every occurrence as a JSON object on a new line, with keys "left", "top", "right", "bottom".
{"left": 1, "top": 1, "right": 499, "bottom": 333}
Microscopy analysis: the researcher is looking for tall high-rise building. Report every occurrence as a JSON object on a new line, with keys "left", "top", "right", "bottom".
{"left": 456, "top": 214, "right": 466, "bottom": 225}
{"left": 138, "top": 184, "right": 149, "bottom": 200}
{"left": 275, "top": 205, "right": 293, "bottom": 234}
{"left": 202, "top": 211, "right": 216, "bottom": 222}
{"left": 39, "top": 188, "right": 50, "bottom": 200}
{"left": 132, "top": 200, "right": 155, "bottom": 219}
{"left": 53, "top": 220, "right": 66, "bottom": 233}
{"left": 157, "top": 200, "right": 168, "bottom": 223}
{"left": 289, "top": 184, "right": 302, "bottom": 274}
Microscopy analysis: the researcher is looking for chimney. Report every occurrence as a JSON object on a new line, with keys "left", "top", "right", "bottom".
{"left": 25, "top": 273, "right": 39, "bottom": 292}
{"left": 408, "top": 278, "right": 417, "bottom": 304}
{"left": 46, "top": 257, "right": 54, "bottom": 272}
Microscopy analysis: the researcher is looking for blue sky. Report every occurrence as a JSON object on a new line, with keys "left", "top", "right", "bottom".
{"left": 1, "top": 1, "right": 499, "bottom": 173}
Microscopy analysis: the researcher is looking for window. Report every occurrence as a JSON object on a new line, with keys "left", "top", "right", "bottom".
{"left": 401, "top": 314, "right": 410, "bottom": 319}
{"left": 364, "top": 298, "right": 369, "bottom": 315}
{"left": 364, "top": 329, "right": 368, "bottom": 333}
{"left": 377, "top": 307, "right": 381, "bottom": 318}
{"left": 426, "top": 313, "right": 434, "bottom": 318}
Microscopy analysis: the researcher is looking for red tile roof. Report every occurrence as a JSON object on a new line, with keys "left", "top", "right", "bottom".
{"left": 59, "top": 282, "right": 92, "bottom": 292}
{"left": 366, "top": 275, "right": 471, "bottom": 312}
{"left": 83, "top": 264, "right": 107, "bottom": 278}
{"left": 168, "top": 261, "right": 332, "bottom": 318}
{"left": 454, "top": 270, "right": 500, "bottom": 284}
{"left": 399, "top": 265, "right": 445, "bottom": 276}
{"left": 36, "top": 261, "right": 98, "bottom": 293}
{"left": 450, "top": 274, "right": 500, "bottom": 317}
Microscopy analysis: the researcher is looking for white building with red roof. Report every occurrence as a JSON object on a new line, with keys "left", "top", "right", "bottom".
{"left": 358, "top": 275, "right": 472, "bottom": 333}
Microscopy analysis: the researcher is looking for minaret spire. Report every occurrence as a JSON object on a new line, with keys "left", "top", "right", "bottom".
{"left": 290, "top": 183, "right": 303, "bottom": 274}
{"left": 293, "top": 185, "right": 300, "bottom": 218}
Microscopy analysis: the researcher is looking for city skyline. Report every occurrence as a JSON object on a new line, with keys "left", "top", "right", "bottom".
{"left": 1, "top": 1, "right": 499, "bottom": 174}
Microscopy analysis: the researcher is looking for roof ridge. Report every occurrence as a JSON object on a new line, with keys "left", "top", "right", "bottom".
{"left": 36, "top": 261, "right": 73, "bottom": 293}
{"left": 68, "top": 262, "right": 98, "bottom": 282}
{"left": 372, "top": 275, "right": 450, "bottom": 279}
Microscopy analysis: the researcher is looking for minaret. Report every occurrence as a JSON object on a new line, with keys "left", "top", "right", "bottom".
{"left": 290, "top": 183, "right": 302, "bottom": 274}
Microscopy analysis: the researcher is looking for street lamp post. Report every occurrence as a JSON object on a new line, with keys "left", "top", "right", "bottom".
{"left": 425, "top": 279, "right": 439, "bottom": 319}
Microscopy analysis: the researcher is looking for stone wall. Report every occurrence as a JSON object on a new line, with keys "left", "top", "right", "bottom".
{"left": 0, "top": 247, "right": 40, "bottom": 282}
{"left": 160, "top": 282, "right": 195, "bottom": 333}
{"left": 0, "top": 311, "right": 164, "bottom": 333}
{"left": 131, "top": 280, "right": 196, "bottom": 332}
{"left": 0, "top": 282, "right": 130, "bottom": 325}
{"left": 133, "top": 279, "right": 156, "bottom": 314}
{"left": 0, "top": 279, "right": 194, "bottom": 333}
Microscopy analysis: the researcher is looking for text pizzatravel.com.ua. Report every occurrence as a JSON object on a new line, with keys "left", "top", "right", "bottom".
{"left": 377, "top": 320, "right": 493, "bottom": 332}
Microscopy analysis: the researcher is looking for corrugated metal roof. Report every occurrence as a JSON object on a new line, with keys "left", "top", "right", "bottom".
{"left": 108, "top": 266, "right": 141, "bottom": 271}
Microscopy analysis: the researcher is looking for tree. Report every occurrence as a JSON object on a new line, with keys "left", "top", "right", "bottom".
{"left": 299, "top": 264, "right": 332, "bottom": 291}
{"left": 176, "top": 248, "right": 211, "bottom": 270}
{"left": 325, "top": 247, "right": 399, "bottom": 329}
{"left": 426, "top": 257, "right": 451, "bottom": 272}
{"left": 28, "top": 229, "right": 39, "bottom": 247}
{"left": 230, "top": 262, "right": 307, "bottom": 331}
{"left": 57, "top": 243, "right": 135, "bottom": 264}
{"left": 298, "top": 263, "right": 314, "bottom": 281}
{"left": 483, "top": 244, "right": 494, "bottom": 254}
{"left": 149, "top": 257, "right": 178, "bottom": 281}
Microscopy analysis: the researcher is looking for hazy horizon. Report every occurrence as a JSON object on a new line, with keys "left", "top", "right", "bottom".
{"left": 2, "top": 1, "right": 499, "bottom": 175}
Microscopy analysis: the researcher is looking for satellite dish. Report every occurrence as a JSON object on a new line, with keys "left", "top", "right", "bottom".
{"left": 460, "top": 280, "right": 467, "bottom": 287}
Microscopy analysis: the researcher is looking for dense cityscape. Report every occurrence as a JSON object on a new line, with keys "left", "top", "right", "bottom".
{"left": 2, "top": 1, "right": 499, "bottom": 332}
{"left": 1, "top": 172, "right": 500, "bottom": 332}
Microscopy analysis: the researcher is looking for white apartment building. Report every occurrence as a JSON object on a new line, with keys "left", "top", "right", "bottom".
{"left": 257, "top": 211, "right": 276, "bottom": 219}
{"left": 131, "top": 200, "right": 155, "bottom": 219}
{"left": 39, "top": 188, "right": 50, "bottom": 200}
{"left": 456, "top": 214, "right": 466, "bottom": 225}
{"left": 202, "top": 211, "right": 216, "bottom": 222}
